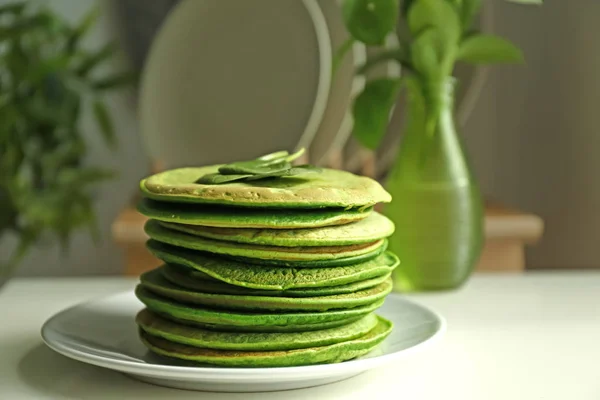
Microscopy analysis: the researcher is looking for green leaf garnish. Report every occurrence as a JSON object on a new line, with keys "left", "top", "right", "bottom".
{"left": 284, "top": 147, "right": 306, "bottom": 163}
{"left": 257, "top": 150, "right": 289, "bottom": 161}
{"left": 244, "top": 165, "right": 322, "bottom": 181}
{"left": 195, "top": 148, "right": 320, "bottom": 184}
{"left": 195, "top": 173, "right": 253, "bottom": 185}
{"left": 219, "top": 161, "right": 292, "bottom": 175}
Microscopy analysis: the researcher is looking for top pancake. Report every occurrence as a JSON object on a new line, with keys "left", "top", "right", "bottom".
{"left": 141, "top": 166, "right": 391, "bottom": 208}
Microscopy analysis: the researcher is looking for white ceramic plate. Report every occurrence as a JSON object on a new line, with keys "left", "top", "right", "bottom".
{"left": 41, "top": 292, "right": 445, "bottom": 393}
{"left": 139, "top": 0, "right": 331, "bottom": 169}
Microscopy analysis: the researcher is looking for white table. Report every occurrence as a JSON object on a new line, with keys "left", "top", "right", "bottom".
{"left": 1, "top": 272, "right": 599, "bottom": 400}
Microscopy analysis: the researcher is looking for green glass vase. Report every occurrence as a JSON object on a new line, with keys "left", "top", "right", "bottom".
{"left": 383, "top": 78, "right": 484, "bottom": 292}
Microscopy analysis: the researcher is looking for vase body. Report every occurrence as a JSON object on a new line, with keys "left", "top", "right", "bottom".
{"left": 384, "top": 78, "right": 484, "bottom": 292}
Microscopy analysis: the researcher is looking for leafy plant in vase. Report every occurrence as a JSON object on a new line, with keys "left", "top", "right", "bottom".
{"left": 338, "top": 0, "right": 542, "bottom": 291}
{"left": 0, "top": 2, "right": 134, "bottom": 286}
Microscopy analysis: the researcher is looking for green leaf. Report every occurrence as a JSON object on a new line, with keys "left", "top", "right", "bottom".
{"left": 257, "top": 150, "right": 289, "bottom": 161}
{"left": 351, "top": 78, "right": 401, "bottom": 150}
{"left": 457, "top": 34, "right": 524, "bottom": 64}
{"left": 411, "top": 29, "right": 440, "bottom": 77}
{"left": 92, "top": 71, "right": 136, "bottom": 91}
{"left": 219, "top": 161, "right": 292, "bottom": 175}
{"left": 58, "top": 167, "right": 115, "bottom": 186}
{"left": 26, "top": 55, "right": 71, "bottom": 83}
{"left": 333, "top": 38, "right": 355, "bottom": 74}
{"left": 199, "top": 148, "right": 315, "bottom": 184}
{"left": 0, "top": 3, "right": 26, "bottom": 15}
{"left": 460, "top": 0, "right": 482, "bottom": 31}
{"left": 408, "top": 0, "right": 461, "bottom": 63}
{"left": 284, "top": 147, "right": 306, "bottom": 163}
{"left": 74, "top": 41, "right": 117, "bottom": 77}
{"left": 401, "top": 0, "right": 416, "bottom": 15}
{"left": 0, "top": 13, "right": 55, "bottom": 41}
{"left": 92, "top": 100, "right": 116, "bottom": 148}
{"left": 67, "top": 5, "right": 100, "bottom": 53}
{"left": 195, "top": 173, "right": 252, "bottom": 184}
{"left": 224, "top": 148, "right": 305, "bottom": 173}
{"left": 342, "top": 0, "right": 400, "bottom": 45}
{"left": 244, "top": 165, "right": 322, "bottom": 181}
{"left": 356, "top": 47, "right": 411, "bottom": 75}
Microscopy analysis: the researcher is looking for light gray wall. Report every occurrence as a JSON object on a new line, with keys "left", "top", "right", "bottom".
{"left": 464, "top": 0, "right": 600, "bottom": 269}
{"left": 3, "top": 0, "right": 149, "bottom": 276}
{"left": 6, "top": 0, "right": 599, "bottom": 274}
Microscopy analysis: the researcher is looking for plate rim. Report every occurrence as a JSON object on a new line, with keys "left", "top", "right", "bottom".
{"left": 41, "top": 291, "right": 446, "bottom": 379}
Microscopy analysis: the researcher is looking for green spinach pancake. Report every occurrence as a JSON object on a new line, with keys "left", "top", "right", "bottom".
{"left": 146, "top": 240, "right": 400, "bottom": 290}
{"left": 158, "top": 211, "right": 394, "bottom": 247}
{"left": 139, "top": 268, "right": 393, "bottom": 311}
{"left": 139, "top": 316, "right": 393, "bottom": 367}
{"left": 141, "top": 166, "right": 391, "bottom": 209}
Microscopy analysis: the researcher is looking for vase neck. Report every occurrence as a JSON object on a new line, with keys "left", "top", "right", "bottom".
{"left": 389, "top": 77, "right": 474, "bottom": 184}
{"left": 411, "top": 77, "right": 456, "bottom": 112}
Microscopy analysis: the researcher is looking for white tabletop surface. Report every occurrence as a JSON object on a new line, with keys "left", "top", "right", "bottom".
{"left": 1, "top": 271, "right": 599, "bottom": 400}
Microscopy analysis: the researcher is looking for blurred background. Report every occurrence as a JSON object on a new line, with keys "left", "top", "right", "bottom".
{"left": 1, "top": 0, "right": 598, "bottom": 277}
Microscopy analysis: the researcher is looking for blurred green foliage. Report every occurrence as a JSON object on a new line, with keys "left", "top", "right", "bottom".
{"left": 338, "top": 0, "right": 541, "bottom": 150}
{"left": 0, "top": 1, "right": 135, "bottom": 277}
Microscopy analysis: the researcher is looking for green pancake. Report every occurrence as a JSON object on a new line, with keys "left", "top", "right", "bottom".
{"left": 136, "top": 309, "right": 379, "bottom": 351}
{"left": 137, "top": 198, "right": 372, "bottom": 229}
{"left": 139, "top": 316, "right": 392, "bottom": 367}
{"left": 145, "top": 219, "right": 386, "bottom": 266}
{"left": 147, "top": 240, "right": 400, "bottom": 290}
{"left": 159, "top": 211, "right": 394, "bottom": 247}
{"left": 140, "top": 268, "right": 393, "bottom": 311}
{"left": 140, "top": 166, "right": 391, "bottom": 208}
{"left": 162, "top": 263, "right": 393, "bottom": 297}
{"left": 135, "top": 286, "right": 385, "bottom": 332}
{"left": 164, "top": 315, "right": 364, "bottom": 332}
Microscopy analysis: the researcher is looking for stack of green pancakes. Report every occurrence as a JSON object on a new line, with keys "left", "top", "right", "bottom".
{"left": 134, "top": 152, "right": 398, "bottom": 368}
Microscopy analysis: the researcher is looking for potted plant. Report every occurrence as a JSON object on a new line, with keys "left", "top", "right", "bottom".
{"left": 338, "top": 0, "right": 542, "bottom": 291}
{"left": 0, "top": 2, "right": 133, "bottom": 286}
